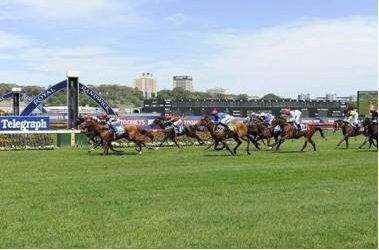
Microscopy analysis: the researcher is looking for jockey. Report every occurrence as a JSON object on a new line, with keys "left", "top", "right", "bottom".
{"left": 259, "top": 112, "right": 274, "bottom": 126}
{"left": 166, "top": 113, "right": 184, "bottom": 133}
{"left": 283, "top": 108, "right": 302, "bottom": 131}
{"left": 102, "top": 114, "right": 119, "bottom": 139}
{"left": 344, "top": 108, "right": 360, "bottom": 130}
{"left": 211, "top": 108, "right": 235, "bottom": 131}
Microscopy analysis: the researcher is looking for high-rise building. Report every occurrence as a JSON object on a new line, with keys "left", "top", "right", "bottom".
{"left": 134, "top": 73, "right": 158, "bottom": 99}
{"left": 173, "top": 75, "right": 193, "bottom": 92}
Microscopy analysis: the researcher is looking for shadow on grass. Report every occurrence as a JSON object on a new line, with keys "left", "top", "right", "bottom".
{"left": 271, "top": 150, "right": 307, "bottom": 154}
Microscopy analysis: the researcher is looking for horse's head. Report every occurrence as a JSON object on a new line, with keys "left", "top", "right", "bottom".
{"left": 333, "top": 119, "right": 344, "bottom": 132}
{"left": 151, "top": 118, "right": 164, "bottom": 128}
{"left": 76, "top": 116, "right": 85, "bottom": 126}
{"left": 270, "top": 117, "right": 286, "bottom": 128}
{"left": 197, "top": 115, "right": 212, "bottom": 127}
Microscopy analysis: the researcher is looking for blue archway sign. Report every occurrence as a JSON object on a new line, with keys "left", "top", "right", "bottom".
{"left": 79, "top": 83, "right": 115, "bottom": 115}
{"left": 1, "top": 92, "right": 47, "bottom": 113}
{"left": 0, "top": 92, "right": 12, "bottom": 102}
{"left": 20, "top": 80, "right": 115, "bottom": 116}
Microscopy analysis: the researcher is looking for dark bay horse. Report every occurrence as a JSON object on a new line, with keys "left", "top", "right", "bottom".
{"left": 270, "top": 117, "right": 326, "bottom": 151}
{"left": 151, "top": 118, "right": 205, "bottom": 148}
{"left": 358, "top": 118, "right": 378, "bottom": 149}
{"left": 247, "top": 118, "right": 280, "bottom": 148}
{"left": 196, "top": 115, "right": 258, "bottom": 155}
{"left": 333, "top": 119, "right": 362, "bottom": 149}
{"left": 79, "top": 118, "right": 152, "bottom": 154}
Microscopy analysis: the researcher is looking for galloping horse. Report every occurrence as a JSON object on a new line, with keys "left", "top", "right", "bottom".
{"left": 76, "top": 116, "right": 103, "bottom": 152}
{"left": 270, "top": 117, "right": 326, "bottom": 151}
{"left": 151, "top": 118, "right": 205, "bottom": 148}
{"left": 247, "top": 118, "right": 280, "bottom": 147}
{"left": 333, "top": 119, "right": 362, "bottom": 149}
{"left": 79, "top": 118, "right": 152, "bottom": 154}
{"left": 196, "top": 115, "right": 258, "bottom": 155}
{"left": 358, "top": 117, "right": 378, "bottom": 149}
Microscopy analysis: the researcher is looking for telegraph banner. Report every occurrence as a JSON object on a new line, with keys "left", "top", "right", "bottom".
{"left": 0, "top": 116, "right": 50, "bottom": 131}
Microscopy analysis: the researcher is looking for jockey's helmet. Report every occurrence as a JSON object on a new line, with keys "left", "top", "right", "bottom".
{"left": 260, "top": 112, "right": 265, "bottom": 116}
{"left": 211, "top": 108, "right": 218, "bottom": 115}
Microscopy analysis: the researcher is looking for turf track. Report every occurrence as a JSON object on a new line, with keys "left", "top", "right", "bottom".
{"left": 0, "top": 132, "right": 377, "bottom": 248}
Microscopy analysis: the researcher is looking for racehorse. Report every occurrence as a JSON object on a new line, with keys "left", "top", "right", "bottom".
{"left": 76, "top": 116, "right": 103, "bottom": 152}
{"left": 269, "top": 117, "right": 326, "bottom": 151}
{"left": 196, "top": 115, "right": 258, "bottom": 155}
{"left": 358, "top": 117, "right": 378, "bottom": 149}
{"left": 333, "top": 119, "right": 362, "bottom": 149}
{"left": 79, "top": 117, "right": 152, "bottom": 154}
{"left": 247, "top": 118, "right": 280, "bottom": 147}
{"left": 151, "top": 118, "right": 205, "bottom": 148}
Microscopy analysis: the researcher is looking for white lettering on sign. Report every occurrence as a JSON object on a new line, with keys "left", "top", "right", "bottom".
{"left": 1, "top": 119, "right": 48, "bottom": 130}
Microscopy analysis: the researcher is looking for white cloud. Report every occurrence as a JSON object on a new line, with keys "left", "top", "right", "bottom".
{"left": 0, "top": 16, "right": 376, "bottom": 99}
{"left": 1, "top": 0, "right": 145, "bottom": 26}
{"left": 0, "top": 31, "right": 31, "bottom": 49}
{"left": 198, "top": 16, "right": 377, "bottom": 97}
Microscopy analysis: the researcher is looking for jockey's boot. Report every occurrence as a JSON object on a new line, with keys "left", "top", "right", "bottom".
{"left": 221, "top": 123, "right": 232, "bottom": 135}
{"left": 296, "top": 124, "right": 301, "bottom": 131}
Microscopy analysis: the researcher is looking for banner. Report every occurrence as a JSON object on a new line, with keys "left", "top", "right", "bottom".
{"left": 0, "top": 116, "right": 50, "bottom": 131}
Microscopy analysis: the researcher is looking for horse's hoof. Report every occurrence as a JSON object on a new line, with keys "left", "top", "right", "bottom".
{"left": 139, "top": 151, "right": 142, "bottom": 155}
{"left": 268, "top": 146, "right": 273, "bottom": 150}
{"left": 155, "top": 147, "right": 160, "bottom": 150}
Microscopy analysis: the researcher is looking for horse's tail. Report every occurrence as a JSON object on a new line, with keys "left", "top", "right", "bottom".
{"left": 315, "top": 126, "right": 327, "bottom": 141}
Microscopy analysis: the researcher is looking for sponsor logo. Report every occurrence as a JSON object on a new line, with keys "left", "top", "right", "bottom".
{"left": 0, "top": 116, "right": 49, "bottom": 131}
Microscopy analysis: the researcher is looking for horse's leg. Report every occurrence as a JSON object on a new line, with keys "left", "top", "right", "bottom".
{"left": 300, "top": 139, "right": 308, "bottom": 152}
{"left": 232, "top": 137, "right": 242, "bottom": 155}
{"left": 275, "top": 135, "right": 290, "bottom": 150}
{"left": 194, "top": 133, "right": 205, "bottom": 145}
{"left": 345, "top": 137, "right": 349, "bottom": 149}
{"left": 310, "top": 138, "right": 316, "bottom": 151}
{"left": 172, "top": 136, "right": 181, "bottom": 149}
{"left": 336, "top": 136, "right": 347, "bottom": 148}
{"left": 242, "top": 136, "right": 251, "bottom": 155}
{"left": 158, "top": 135, "right": 168, "bottom": 148}
{"left": 221, "top": 140, "right": 234, "bottom": 156}
{"left": 358, "top": 137, "right": 369, "bottom": 149}
{"left": 249, "top": 135, "right": 261, "bottom": 150}
{"left": 135, "top": 143, "right": 143, "bottom": 154}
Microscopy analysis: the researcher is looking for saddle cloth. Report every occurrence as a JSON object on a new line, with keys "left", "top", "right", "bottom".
{"left": 294, "top": 124, "right": 307, "bottom": 131}
{"left": 115, "top": 125, "right": 125, "bottom": 135}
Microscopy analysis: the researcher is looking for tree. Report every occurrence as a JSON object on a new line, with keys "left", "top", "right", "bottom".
{"left": 261, "top": 93, "right": 281, "bottom": 100}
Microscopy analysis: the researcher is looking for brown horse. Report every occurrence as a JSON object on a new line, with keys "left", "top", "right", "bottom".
{"left": 333, "top": 119, "right": 362, "bottom": 149}
{"left": 270, "top": 117, "right": 326, "bottom": 151}
{"left": 247, "top": 118, "right": 280, "bottom": 147}
{"left": 79, "top": 117, "right": 151, "bottom": 154}
{"left": 196, "top": 115, "right": 258, "bottom": 155}
{"left": 151, "top": 118, "right": 204, "bottom": 148}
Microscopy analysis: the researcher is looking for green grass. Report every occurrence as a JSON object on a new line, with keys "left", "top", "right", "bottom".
{"left": 0, "top": 132, "right": 377, "bottom": 248}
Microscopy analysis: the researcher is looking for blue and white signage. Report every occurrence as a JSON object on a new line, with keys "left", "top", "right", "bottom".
{"left": 0, "top": 116, "right": 50, "bottom": 131}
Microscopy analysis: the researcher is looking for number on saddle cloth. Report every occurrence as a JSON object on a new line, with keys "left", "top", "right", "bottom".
{"left": 293, "top": 123, "right": 306, "bottom": 131}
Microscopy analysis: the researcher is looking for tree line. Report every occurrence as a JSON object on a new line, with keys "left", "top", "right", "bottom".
{"left": 0, "top": 82, "right": 283, "bottom": 109}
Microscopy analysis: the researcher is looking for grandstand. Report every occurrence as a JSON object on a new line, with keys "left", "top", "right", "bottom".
{"left": 143, "top": 99, "right": 347, "bottom": 119}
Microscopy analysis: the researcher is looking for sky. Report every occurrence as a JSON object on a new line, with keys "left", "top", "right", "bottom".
{"left": 0, "top": 0, "right": 377, "bottom": 98}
